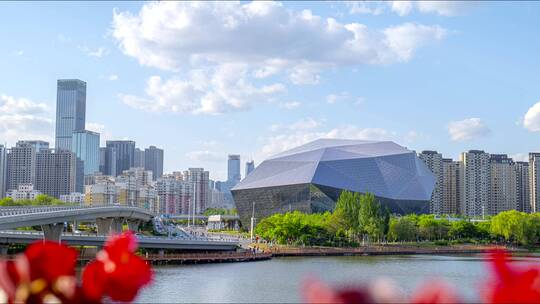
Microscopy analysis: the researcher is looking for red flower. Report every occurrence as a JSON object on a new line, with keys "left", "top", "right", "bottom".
{"left": 482, "top": 250, "right": 540, "bottom": 303}
{"left": 24, "top": 241, "right": 77, "bottom": 282}
{"left": 82, "top": 231, "right": 153, "bottom": 302}
{"left": 410, "top": 280, "right": 460, "bottom": 304}
{"left": 302, "top": 278, "right": 373, "bottom": 304}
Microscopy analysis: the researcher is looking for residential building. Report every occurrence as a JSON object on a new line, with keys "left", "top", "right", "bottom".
{"left": 442, "top": 158, "right": 460, "bottom": 215}
{"left": 6, "top": 183, "right": 41, "bottom": 200}
{"left": 0, "top": 145, "right": 6, "bottom": 198}
{"left": 17, "top": 140, "right": 49, "bottom": 152}
{"left": 515, "top": 161, "right": 530, "bottom": 212}
{"left": 84, "top": 176, "right": 117, "bottom": 205}
{"left": 106, "top": 140, "right": 135, "bottom": 175}
{"left": 72, "top": 130, "right": 100, "bottom": 175}
{"left": 418, "top": 151, "right": 443, "bottom": 214}
{"left": 60, "top": 192, "right": 85, "bottom": 204}
{"left": 144, "top": 146, "right": 164, "bottom": 180}
{"left": 529, "top": 153, "right": 540, "bottom": 212}
{"left": 489, "top": 154, "right": 517, "bottom": 215}
{"left": 184, "top": 168, "right": 209, "bottom": 214}
{"left": 55, "top": 79, "right": 86, "bottom": 151}
{"left": 459, "top": 150, "right": 490, "bottom": 217}
{"left": 6, "top": 141, "right": 36, "bottom": 191}
{"left": 155, "top": 175, "right": 191, "bottom": 214}
{"left": 134, "top": 148, "right": 145, "bottom": 168}
{"left": 35, "top": 149, "right": 80, "bottom": 198}
{"left": 245, "top": 160, "right": 255, "bottom": 178}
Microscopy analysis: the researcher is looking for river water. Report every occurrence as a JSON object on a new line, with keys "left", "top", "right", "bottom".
{"left": 137, "top": 254, "right": 540, "bottom": 303}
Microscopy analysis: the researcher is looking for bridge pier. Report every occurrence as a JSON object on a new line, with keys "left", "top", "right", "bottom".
{"left": 127, "top": 219, "right": 140, "bottom": 232}
{"left": 41, "top": 223, "right": 64, "bottom": 242}
{"left": 96, "top": 218, "right": 124, "bottom": 235}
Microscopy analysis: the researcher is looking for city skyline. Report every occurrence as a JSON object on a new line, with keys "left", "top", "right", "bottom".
{"left": 1, "top": 2, "right": 540, "bottom": 180}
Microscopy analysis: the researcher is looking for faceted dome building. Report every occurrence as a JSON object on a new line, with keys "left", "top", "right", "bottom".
{"left": 231, "top": 139, "right": 435, "bottom": 227}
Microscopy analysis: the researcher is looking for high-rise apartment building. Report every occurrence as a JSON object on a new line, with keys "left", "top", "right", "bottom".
{"left": 35, "top": 149, "right": 79, "bottom": 198}
{"left": 6, "top": 141, "right": 37, "bottom": 191}
{"left": 460, "top": 150, "right": 490, "bottom": 217}
{"left": 0, "top": 145, "right": 7, "bottom": 198}
{"left": 134, "top": 148, "right": 145, "bottom": 168}
{"left": 106, "top": 140, "right": 135, "bottom": 175}
{"left": 489, "top": 154, "right": 517, "bottom": 215}
{"left": 418, "top": 151, "right": 443, "bottom": 214}
{"left": 245, "top": 160, "right": 255, "bottom": 178}
{"left": 515, "top": 161, "right": 530, "bottom": 212}
{"left": 529, "top": 153, "right": 540, "bottom": 212}
{"left": 155, "top": 175, "right": 191, "bottom": 214}
{"left": 144, "top": 146, "right": 164, "bottom": 181}
{"left": 227, "top": 155, "right": 241, "bottom": 185}
{"left": 55, "top": 79, "right": 86, "bottom": 151}
{"left": 442, "top": 158, "right": 460, "bottom": 215}
{"left": 85, "top": 176, "right": 117, "bottom": 205}
{"left": 184, "top": 168, "right": 209, "bottom": 214}
{"left": 72, "top": 130, "right": 100, "bottom": 175}
{"left": 17, "top": 140, "right": 49, "bottom": 152}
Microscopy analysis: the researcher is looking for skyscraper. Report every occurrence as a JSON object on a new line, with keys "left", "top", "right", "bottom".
{"left": 442, "top": 158, "right": 460, "bottom": 215}
{"left": 6, "top": 141, "right": 36, "bottom": 191}
{"left": 144, "top": 146, "right": 164, "bottom": 181}
{"left": 35, "top": 149, "right": 79, "bottom": 198}
{"left": 55, "top": 79, "right": 86, "bottom": 151}
{"left": 489, "top": 154, "right": 517, "bottom": 215}
{"left": 0, "top": 145, "right": 7, "bottom": 198}
{"left": 529, "top": 153, "right": 540, "bottom": 213}
{"left": 227, "top": 154, "right": 241, "bottom": 184}
{"left": 460, "top": 150, "right": 490, "bottom": 217}
{"left": 72, "top": 130, "right": 100, "bottom": 175}
{"left": 134, "top": 148, "right": 145, "bottom": 168}
{"left": 418, "top": 151, "right": 443, "bottom": 214}
{"left": 245, "top": 160, "right": 255, "bottom": 178}
{"left": 515, "top": 161, "right": 530, "bottom": 213}
{"left": 106, "top": 140, "right": 135, "bottom": 175}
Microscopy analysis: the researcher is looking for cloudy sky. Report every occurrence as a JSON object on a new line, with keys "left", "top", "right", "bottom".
{"left": 1, "top": 1, "right": 540, "bottom": 180}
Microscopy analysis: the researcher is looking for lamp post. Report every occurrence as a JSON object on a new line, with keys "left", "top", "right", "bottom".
{"left": 250, "top": 201, "right": 256, "bottom": 242}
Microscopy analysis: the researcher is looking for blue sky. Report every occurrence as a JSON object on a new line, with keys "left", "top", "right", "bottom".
{"left": 1, "top": 1, "right": 540, "bottom": 180}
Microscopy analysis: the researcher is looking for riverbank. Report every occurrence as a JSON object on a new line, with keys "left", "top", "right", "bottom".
{"left": 265, "top": 243, "right": 521, "bottom": 257}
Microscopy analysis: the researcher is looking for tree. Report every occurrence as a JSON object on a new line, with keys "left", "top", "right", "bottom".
{"left": 387, "top": 217, "right": 417, "bottom": 242}
{"left": 448, "top": 220, "right": 478, "bottom": 239}
{"left": 358, "top": 193, "right": 385, "bottom": 242}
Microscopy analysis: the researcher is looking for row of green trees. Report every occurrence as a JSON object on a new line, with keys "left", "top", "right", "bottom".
{"left": 0, "top": 195, "right": 68, "bottom": 207}
{"left": 203, "top": 208, "right": 238, "bottom": 216}
{"left": 255, "top": 191, "right": 540, "bottom": 247}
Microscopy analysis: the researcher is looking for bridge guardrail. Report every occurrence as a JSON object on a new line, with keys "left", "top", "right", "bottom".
{"left": 0, "top": 205, "right": 155, "bottom": 217}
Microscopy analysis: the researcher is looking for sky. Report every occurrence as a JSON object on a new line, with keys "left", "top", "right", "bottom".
{"left": 1, "top": 1, "right": 540, "bottom": 181}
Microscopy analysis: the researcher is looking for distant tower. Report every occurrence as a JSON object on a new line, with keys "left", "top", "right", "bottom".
{"left": 0, "top": 145, "right": 7, "bottom": 198}
{"left": 489, "top": 154, "right": 517, "bottom": 215}
{"left": 55, "top": 79, "right": 86, "bottom": 151}
{"left": 245, "top": 160, "right": 255, "bottom": 178}
{"left": 106, "top": 140, "right": 135, "bottom": 175}
{"left": 227, "top": 154, "right": 241, "bottom": 184}
{"left": 515, "top": 161, "right": 530, "bottom": 212}
{"left": 144, "top": 146, "right": 164, "bottom": 181}
{"left": 72, "top": 130, "right": 100, "bottom": 175}
{"left": 529, "top": 153, "right": 540, "bottom": 212}
{"left": 460, "top": 150, "right": 490, "bottom": 217}
{"left": 418, "top": 151, "right": 443, "bottom": 214}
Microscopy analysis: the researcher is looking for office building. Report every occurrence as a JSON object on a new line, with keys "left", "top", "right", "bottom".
{"left": 184, "top": 168, "right": 209, "bottom": 214}
{"left": 419, "top": 151, "right": 443, "bottom": 214}
{"left": 72, "top": 130, "right": 100, "bottom": 175}
{"left": 0, "top": 145, "right": 6, "bottom": 198}
{"left": 6, "top": 141, "right": 36, "bottom": 191}
{"left": 232, "top": 139, "right": 435, "bottom": 228}
{"left": 227, "top": 155, "right": 241, "bottom": 185}
{"left": 106, "top": 140, "right": 135, "bottom": 175}
{"left": 459, "top": 150, "right": 490, "bottom": 217}
{"left": 99, "top": 147, "right": 117, "bottom": 177}
{"left": 55, "top": 79, "right": 86, "bottom": 151}
{"left": 134, "top": 148, "right": 145, "bottom": 168}
{"left": 35, "top": 149, "right": 79, "bottom": 198}
{"left": 245, "top": 160, "right": 255, "bottom": 178}
{"left": 6, "top": 184, "right": 41, "bottom": 201}
{"left": 489, "top": 154, "right": 517, "bottom": 215}
{"left": 529, "top": 153, "right": 540, "bottom": 213}
{"left": 515, "top": 161, "right": 530, "bottom": 212}
{"left": 442, "top": 159, "right": 460, "bottom": 215}
{"left": 144, "top": 146, "right": 164, "bottom": 180}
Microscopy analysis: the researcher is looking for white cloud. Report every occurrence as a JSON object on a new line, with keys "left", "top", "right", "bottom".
{"left": 186, "top": 150, "right": 224, "bottom": 162}
{"left": 523, "top": 101, "right": 540, "bottom": 132}
{"left": 383, "top": 23, "right": 446, "bottom": 61}
{"left": 14, "top": 50, "right": 23, "bottom": 56}
{"left": 509, "top": 153, "right": 528, "bottom": 162}
{"left": 79, "top": 46, "right": 108, "bottom": 58}
{"left": 0, "top": 94, "right": 50, "bottom": 115}
{"left": 86, "top": 122, "right": 112, "bottom": 146}
{"left": 112, "top": 2, "right": 447, "bottom": 73}
{"left": 347, "top": 1, "right": 385, "bottom": 15}
{"left": 279, "top": 101, "right": 301, "bottom": 110}
{"left": 0, "top": 115, "right": 53, "bottom": 146}
{"left": 326, "top": 92, "right": 350, "bottom": 104}
{"left": 447, "top": 118, "right": 491, "bottom": 141}
{"left": 108, "top": 74, "right": 119, "bottom": 81}
{"left": 388, "top": 1, "right": 474, "bottom": 16}
{"left": 120, "top": 64, "right": 286, "bottom": 114}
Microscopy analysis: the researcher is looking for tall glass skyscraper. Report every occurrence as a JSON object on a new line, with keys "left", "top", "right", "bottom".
{"left": 55, "top": 79, "right": 86, "bottom": 151}
{"left": 227, "top": 154, "right": 241, "bottom": 184}
{"left": 106, "top": 140, "right": 135, "bottom": 175}
{"left": 72, "top": 130, "right": 100, "bottom": 175}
